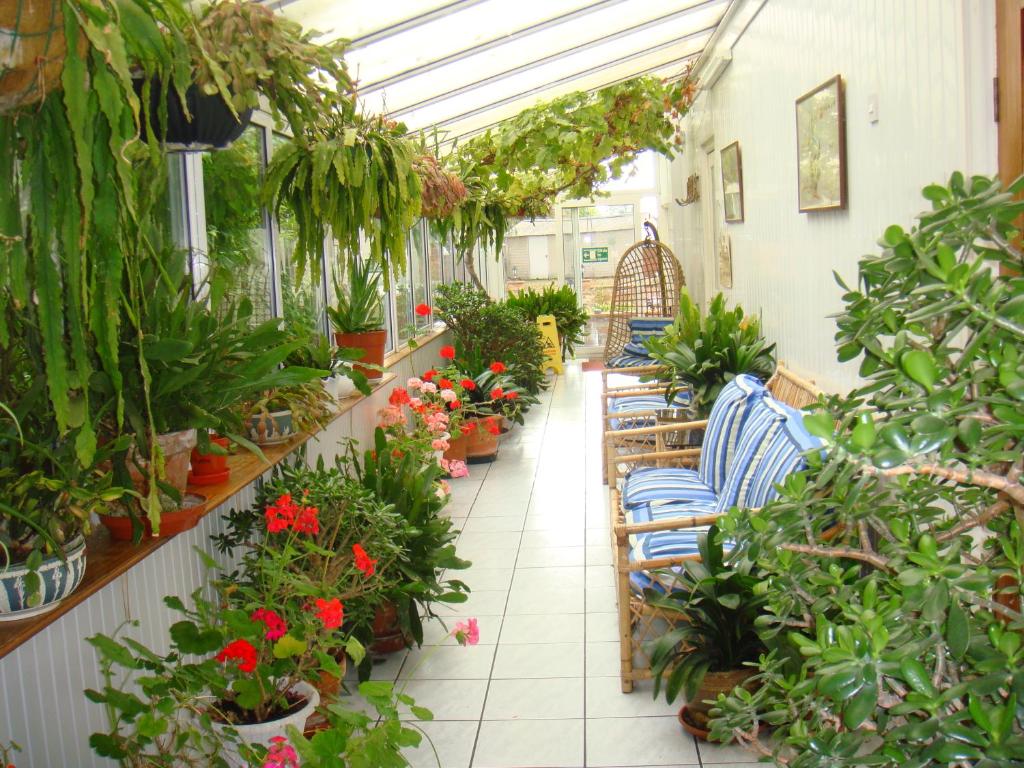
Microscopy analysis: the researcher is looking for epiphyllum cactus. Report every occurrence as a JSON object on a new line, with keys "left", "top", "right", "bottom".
{"left": 709, "top": 174, "right": 1024, "bottom": 767}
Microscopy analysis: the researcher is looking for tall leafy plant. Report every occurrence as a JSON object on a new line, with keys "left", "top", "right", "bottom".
{"left": 327, "top": 257, "right": 386, "bottom": 334}
{"left": 645, "top": 291, "right": 776, "bottom": 416}
{"left": 504, "top": 284, "right": 589, "bottom": 359}
{"left": 709, "top": 174, "right": 1024, "bottom": 766}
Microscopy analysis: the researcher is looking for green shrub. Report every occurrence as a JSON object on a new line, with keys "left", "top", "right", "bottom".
{"left": 504, "top": 284, "right": 589, "bottom": 359}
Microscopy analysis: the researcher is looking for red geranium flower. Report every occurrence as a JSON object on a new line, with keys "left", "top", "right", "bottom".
{"left": 314, "top": 597, "right": 344, "bottom": 629}
{"left": 505, "top": 391, "right": 519, "bottom": 400}
{"left": 389, "top": 387, "right": 411, "bottom": 406}
{"left": 293, "top": 505, "right": 320, "bottom": 535}
{"left": 216, "top": 639, "right": 258, "bottom": 673}
{"left": 251, "top": 608, "right": 288, "bottom": 641}
{"left": 484, "top": 417, "right": 501, "bottom": 436}
{"left": 440, "top": 345, "right": 456, "bottom": 360}
{"left": 460, "top": 422, "right": 477, "bottom": 435}
{"left": 490, "top": 387, "right": 504, "bottom": 399}
{"left": 489, "top": 361, "right": 506, "bottom": 374}
{"left": 460, "top": 378, "right": 476, "bottom": 391}
{"left": 448, "top": 399, "right": 461, "bottom": 409}
{"left": 265, "top": 493, "right": 298, "bottom": 533}
{"left": 353, "top": 544, "right": 378, "bottom": 577}
{"left": 438, "top": 378, "right": 454, "bottom": 390}
{"left": 422, "top": 369, "right": 437, "bottom": 382}
{"left": 415, "top": 303, "right": 432, "bottom": 316}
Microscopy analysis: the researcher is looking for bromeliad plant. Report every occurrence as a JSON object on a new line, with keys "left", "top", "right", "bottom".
{"left": 645, "top": 291, "right": 775, "bottom": 417}
{"left": 709, "top": 174, "right": 1024, "bottom": 766}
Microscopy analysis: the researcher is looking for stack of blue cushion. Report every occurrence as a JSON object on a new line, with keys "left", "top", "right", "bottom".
{"left": 607, "top": 317, "right": 673, "bottom": 368}
{"left": 620, "top": 374, "right": 823, "bottom": 592}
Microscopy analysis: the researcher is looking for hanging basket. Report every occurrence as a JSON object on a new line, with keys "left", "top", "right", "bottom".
{"left": 0, "top": 0, "right": 80, "bottom": 114}
{"left": 134, "top": 78, "right": 252, "bottom": 152}
{"left": 414, "top": 154, "right": 467, "bottom": 219}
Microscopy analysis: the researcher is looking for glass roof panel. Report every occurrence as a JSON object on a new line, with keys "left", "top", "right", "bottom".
{"left": 271, "top": 0, "right": 456, "bottom": 45}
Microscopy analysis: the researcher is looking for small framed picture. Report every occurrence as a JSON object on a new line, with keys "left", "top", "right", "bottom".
{"left": 720, "top": 141, "right": 744, "bottom": 223}
{"left": 795, "top": 75, "right": 847, "bottom": 212}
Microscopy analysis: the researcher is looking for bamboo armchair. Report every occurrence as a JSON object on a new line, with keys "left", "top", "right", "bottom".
{"left": 607, "top": 364, "right": 822, "bottom": 692}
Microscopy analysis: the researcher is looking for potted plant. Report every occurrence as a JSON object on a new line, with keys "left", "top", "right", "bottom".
{"left": 646, "top": 526, "right": 766, "bottom": 740}
{"left": 241, "top": 379, "right": 335, "bottom": 447}
{"left": 285, "top": 322, "right": 371, "bottom": 402}
{"left": 327, "top": 257, "right": 388, "bottom": 380}
{"left": 96, "top": 491, "right": 209, "bottom": 542}
{"left": 189, "top": 433, "right": 232, "bottom": 486}
{"left": 504, "top": 284, "right": 589, "bottom": 360}
{"left": 644, "top": 291, "right": 776, "bottom": 416}
{"left": 707, "top": 174, "right": 1024, "bottom": 763}
{"left": 87, "top": 483, "right": 395, "bottom": 766}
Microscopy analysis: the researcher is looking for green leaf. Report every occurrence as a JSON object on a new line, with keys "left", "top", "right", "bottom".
{"left": 409, "top": 705, "right": 434, "bottom": 721}
{"left": 901, "top": 349, "right": 939, "bottom": 392}
{"left": 803, "top": 412, "right": 834, "bottom": 439}
{"left": 273, "top": 633, "right": 308, "bottom": 659}
{"left": 899, "top": 658, "right": 936, "bottom": 696}
{"left": 946, "top": 600, "right": 970, "bottom": 660}
{"left": 169, "top": 621, "right": 223, "bottom": 655}
{"left": 346, "top": 635, "right": 366, "bottom": 667}
{"left": 843, "top": 682, "right": 877, "bottom": 729}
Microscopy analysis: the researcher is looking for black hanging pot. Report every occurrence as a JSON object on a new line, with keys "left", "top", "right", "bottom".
{"left": 133, "top": 78, "right": 253, "bottom": 152}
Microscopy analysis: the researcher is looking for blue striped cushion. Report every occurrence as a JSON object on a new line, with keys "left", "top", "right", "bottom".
{"left": 607, "top": 353, "right": 654, "bottom": 368}
{"left": 697, "top": 375, "right": 769, "bottom": 493}
{"left": 715, "top": 401, "right": 825, "bottom": 512}
{"left": 628, "top": 499, "right": 718, "bottom": 525}
{"left": 621, "top": 467, "right": 716, "bottom": 509}
{"left": 629, "top": 528, "right": 734, "bottom": 592}
{"left": 608, "top": 391, "right": 691, "bottom": 430}
{"left": 623, "top": 341, "right": 650, "bottom": 357}
{"left": 628, "top": 317, "right": 673, "bottom": 346}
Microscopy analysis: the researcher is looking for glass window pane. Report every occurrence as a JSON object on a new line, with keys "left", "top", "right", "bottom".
{"left": 392, "top": 245, "right": 414, "bottom": 345}
{"left": 442, "top": 232, "right": 456, "bottom": 283}
{"left": 427, "top": 224, "right": 443, "bottom": 316}
{"left": 409, "top": 221, "right": 430, "bottom": 331}
{"left": 202, "top": 125, "right": 274, "bottom": 321}
{"left": 274, "top": 134, "right": 325, "bottom": 332}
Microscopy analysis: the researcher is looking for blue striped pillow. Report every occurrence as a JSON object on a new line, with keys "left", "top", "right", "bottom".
{"left": 696, "top": 375, "right": 768, "bottom": 494}
{"left": 628, "top": 317, "right": 673, "bottom": 346}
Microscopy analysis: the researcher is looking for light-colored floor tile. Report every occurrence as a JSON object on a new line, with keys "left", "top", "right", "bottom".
{"left": 492, "top": 642, "right": 584, "bottom": 678}
{"left": 506, "top": 585, "right": 584, "bottom": 615}
{"left": 585, "top": 675, "right": 680, "bottom": 718}
{"left": 483, "top": 677, "right": 584, "bottom": 720}
{"left": 434, "top": 589, "right": 509, "bottom": 617}
{"left": 470, "top": 499, "right": 531, "bottom": 518}
{"left": 511, "top": 566, "right": 585, "bottom": 590}
{"left": 524, "top": 513, "right": 586, "bottom": 530}
{"left": 456, "top": 547, "right": 519, "bottom": 569}
{"left": 586, "top": 565, "right": 617, "bottom": 588}
{"left": 696, "top": 741, "right": 762, "bottom": 764}
{"left": 458, "top": 531, "right": 522, "bottom": 550}
{"left": 420, "top": 615, "right": 503, "bottom": 645}
{"left": 586, "top": 585, "right": 619, "bottom": 613}
{"left": 397, "top": 679, "right": 489, "bottom": 721}
{"left": 402, "top": 719, "right": 478, "bottom": 768}
{"left": 586, "top": 641, "right": 622, "bottom": 677}
{"left": 400, "top": 643, "right": 497, "bottom": 680}
{"left": 516, "top": 545, "right": 586, "bottom": 568}
{"left": 520, "top": 526, "right": 586, "bottom": 548}
{"left": 473, "top": 718, "right": 584, "bottom": 768}
{"left": 587, "top": 528, "right": 614, "bottom": 547}
{"left": 586, "top": 611, "right": 622, "bottom": 642}
{"left": 457, "top": 566, "right": 515, "bottom": 591}
{"left": 586, "top": 716, "right": 698, "bottom": 767}
{"left": 586, "top": 546, "right": 615, "bottom": 566}
{"left": 460, "top": 514, "right": 527, "bottom": 533}
{"left": 499, "top": 613, "right": 585, "bottom": 644}
{"left": 346, "top": 650, "right": 407, "bottom": 681}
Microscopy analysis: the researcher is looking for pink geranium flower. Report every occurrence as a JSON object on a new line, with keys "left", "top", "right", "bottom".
{"left": 262, "top": 736, "right": 299, "bottom": 768}
{"left": 453, "top": 618, "right": 480, "bottom": 646}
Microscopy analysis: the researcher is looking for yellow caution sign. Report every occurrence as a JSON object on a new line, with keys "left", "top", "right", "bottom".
{"left": 537, "top": 314, "right": 563, "bottom": 375}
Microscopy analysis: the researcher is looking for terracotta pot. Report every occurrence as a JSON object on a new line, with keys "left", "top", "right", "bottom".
{"left": 443, "top": 434, "right": 468, "bottom": 463}
{"left": 98, "top": 493, "right": 208, "bottom": 541}
{"left": 188, "top": 435, "right": 231, "bottom": 486}
{"left": 127, "top": 429, "right": 197, "bottom": 497}
{"left": 679, "top": 668, "right": 759, "bottom": 740}
{"left": 464, "top": 418, "right": 499, "bottom": 463}
{"left": 335, "top": 329, "right": 387, "bottom": 379}
{"left": 315, "top": 651, "right": 349, "bottom": 700}
{"left": 370, "top": 602, "right": 410, "bottom": 654}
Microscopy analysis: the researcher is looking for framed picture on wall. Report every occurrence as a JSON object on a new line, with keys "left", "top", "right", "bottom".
{"left": 795, "top": 74, "right": 847, "bottom": 212}
{"left": 720, "top": 141, "right": 744, "bottom": 222}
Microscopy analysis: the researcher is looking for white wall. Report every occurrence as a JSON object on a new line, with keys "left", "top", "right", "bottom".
{"left": 668, "top": 0, "right": 997, "bottom": 393}
{"left": 0, "top": 332, "right": 450, "bottom": 767}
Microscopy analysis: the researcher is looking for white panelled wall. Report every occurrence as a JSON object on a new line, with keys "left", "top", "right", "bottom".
{"left": 667, "top": 0, "right": 998, "bottom": 393}
{"left": 0, "top": 334, "right": 449, "bottom": 767}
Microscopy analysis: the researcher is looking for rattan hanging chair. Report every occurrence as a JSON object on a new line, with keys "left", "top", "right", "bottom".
{"left": 602, "top": 238, "right": 684, "bottom": 363}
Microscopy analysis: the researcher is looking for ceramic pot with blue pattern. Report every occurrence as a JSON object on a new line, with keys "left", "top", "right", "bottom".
{"left": 0, "top": 535, "right": 87, "bottom": 621}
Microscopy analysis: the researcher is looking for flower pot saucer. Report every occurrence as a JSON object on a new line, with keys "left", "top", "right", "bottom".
{"left": 188, "top": 468, "right": 231, "bottom": 486}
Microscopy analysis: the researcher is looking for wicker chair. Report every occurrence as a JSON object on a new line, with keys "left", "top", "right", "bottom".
{"left": 606, "top": 365, "right": 823, "bottom": 692}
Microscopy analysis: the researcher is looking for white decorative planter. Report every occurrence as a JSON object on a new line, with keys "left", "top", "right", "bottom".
{"left": 333, "top": 374, "right": 356, "bottom": 399}
{"left": 0, "top": 535, "right": 87, "bottom": 621}
{"left": 214, "top": 681, "right": 318, "bottom": 768}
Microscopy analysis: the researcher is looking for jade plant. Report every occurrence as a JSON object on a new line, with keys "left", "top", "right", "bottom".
{"left": 645, "top": 291, "right": 776, "bottom": 417}
{"left": 708, "top": 174, "right": 1024, "bottom": 766}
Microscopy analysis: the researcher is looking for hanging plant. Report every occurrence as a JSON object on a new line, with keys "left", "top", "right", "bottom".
{"left": 265, "top": 110, "right": 423, "bottom": 284}
{"left": 414, "top": 154, "right": 467, "bottom": 219}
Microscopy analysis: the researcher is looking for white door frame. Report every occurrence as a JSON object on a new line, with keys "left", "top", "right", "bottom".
{"left": 553, "top": 192, "right": 645, "bottom": 295}
{"left": 699, "top": 141, "right": 719, "bottom": 307}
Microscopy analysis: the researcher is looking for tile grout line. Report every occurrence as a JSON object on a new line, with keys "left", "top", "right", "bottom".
{"left": 467, "top": 374, "right": 554, "bottom": 767}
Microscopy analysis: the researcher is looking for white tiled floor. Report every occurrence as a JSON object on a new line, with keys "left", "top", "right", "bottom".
{"left": 345, "top": 363, "right": 760, "bottom": 767}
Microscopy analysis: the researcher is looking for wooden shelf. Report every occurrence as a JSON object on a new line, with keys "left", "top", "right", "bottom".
{"left": 0, "top": 373, "right": 396, "bottom": 661}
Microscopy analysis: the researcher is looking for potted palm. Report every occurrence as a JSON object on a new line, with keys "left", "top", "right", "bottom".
{"left": 646, "top": 526, "right": 766, "bottom": 741}
{"left": 328, "top": 258, "right": 388, "bottom": 379}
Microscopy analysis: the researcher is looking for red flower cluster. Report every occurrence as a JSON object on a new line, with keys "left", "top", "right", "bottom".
{"left": 460, "top": 378, "right": 476, "bottom": 391}
{"left": 265, "top": 494, "right": 320, "bottom": 535}
{"left": 506, "top": 391, "right": 519, "bottom": 400}
{"left": 353, "top": 544, "right": 377, "bottom": 577}
{"left": 389, "top": 387, "right": 411, "bottom": 406}
{"left": 415, "top": 303, "right": 432, "bottom": 317}
{"left": 448, "top": 399, "right": 461, "bottom": 409}
{"left": 490, "top": 387, "right": 504, "bottom": 399}
{"left": 216, "top": 638, "right": 258, "bottom": 673}
{"left": 438, "top": 377, "right": 454, "bottom": 390}
{"left": 489, "top": 361, "right": 506, "bottom": 374}
{"left": 483, "top": 417, "right": 501, "bottom": 436}
{"left": 314, "top": 597, "right": 344, "bottom": 629}
{"left": 423, "top": 369, "right": 437, "bottom": 382}
{"left": 460, "top": 422, "right": 477, "bottom": 435}
{"left": 440, "top": 345, "right": 456, "bottom": 360}
{"left": 251, "top": 608, "right": 288, "bottom": 641}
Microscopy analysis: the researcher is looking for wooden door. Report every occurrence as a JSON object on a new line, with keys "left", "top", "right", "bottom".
{"left": 997, "top": 0, "right": 1023, "bottom": 187}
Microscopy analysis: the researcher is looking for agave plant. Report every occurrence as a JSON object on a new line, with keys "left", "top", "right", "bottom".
{"left": 645, "top": 291, "right": 776, "bottom": 416}
{"left": 327, "top": 257, "right": 386, "bottom": 335}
